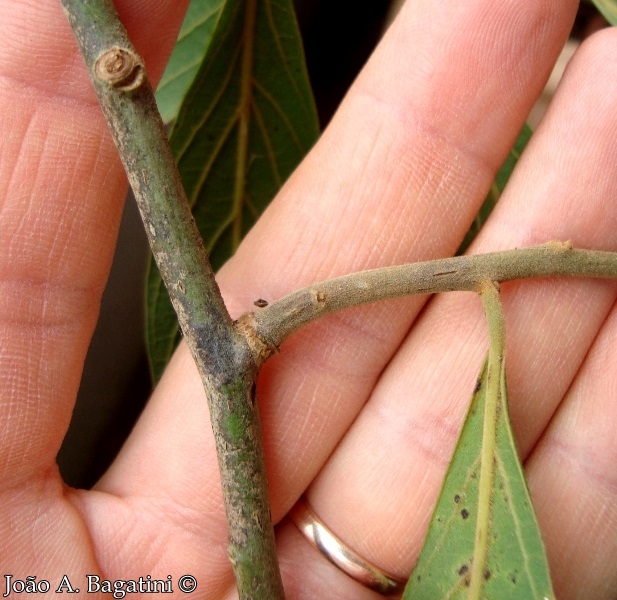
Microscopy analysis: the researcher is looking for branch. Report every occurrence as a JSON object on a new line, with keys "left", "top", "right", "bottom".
{"left": 60, "top": 1, "right": 284, "bottom": 598}
{"left": 246, "top": 242, "right": 617, "bottom": 358}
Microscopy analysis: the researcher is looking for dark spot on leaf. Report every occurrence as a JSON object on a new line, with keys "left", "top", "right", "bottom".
{"left": 454, "top": 494, "right": 461, "bottom": 503}
{"left": 484, "top": 570, "right": 491, "bottom": 580}
{"left": 254, "top": 298, "right": 268, "bottom": 308}
{"left": 509, "top": 572, "right": 517, "bottom": 584}
{"left": 458, "top": 564, "right": 469, "bottom": 576}
{"left": 461, "top": 508, "right": 470, "bottom": 519}
{"left": 474, "top": 378, "right": 482, "bottom": 393}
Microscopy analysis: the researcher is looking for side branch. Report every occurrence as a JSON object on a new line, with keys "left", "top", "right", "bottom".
{"left": 248, "top": 243, "right": 617, "bottom": 356}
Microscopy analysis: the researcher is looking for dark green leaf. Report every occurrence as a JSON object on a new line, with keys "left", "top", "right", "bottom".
{"left": 155, "top": 0, "right": 224, "bottom": 124}
{"left": 590, "top": 0, "right": 617, "bottom": 25}
{"left": 459, "top": 124, "right": 532, "bottom": 254}
{"left": 147, "top": 0, "right": 320, "bottom": 381}
{"left": 403, "top": 356, "right": 554, "bottom": 599}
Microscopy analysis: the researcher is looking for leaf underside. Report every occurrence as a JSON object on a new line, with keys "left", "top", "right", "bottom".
{"left": 403, "top": 359, "right": 555, "bottom": 600}
{"left": 147, "top": 0, "right": 320, "bottom": 381}
{"left": 155, "top": 0, "right": 225, "bottom": 124}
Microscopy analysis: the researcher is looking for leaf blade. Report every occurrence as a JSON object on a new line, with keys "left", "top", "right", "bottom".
{"left": 155, "top": 0, "right": 225, "bottom": 123}
{"left": 404, "top": 356, "right": 554, "bottom": 598}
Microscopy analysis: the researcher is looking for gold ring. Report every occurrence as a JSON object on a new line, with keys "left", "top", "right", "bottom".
{"left": 289, "top": 496, "right": 406, "bottom": 595}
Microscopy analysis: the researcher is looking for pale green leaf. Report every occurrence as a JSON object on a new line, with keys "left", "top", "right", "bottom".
{"left": 147, "top": 0, "right": 319, "bottom": 381}
{"left": 155, "top": 0, "right": 224, "bottom": 124}
{"left": 403, "top": 355, "right": 554, "bottom": 600}
{"left": 459, "top": 124, "right": 532, "bottom": 254}
{"left": 590, "top": 0, "right": 617, "bottom": 25}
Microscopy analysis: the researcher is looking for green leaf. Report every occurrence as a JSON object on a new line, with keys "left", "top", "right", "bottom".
{"left": 404, "top": 286, "right": 554, "bottom": 599}
{"left": 155, "top": 0, "right": 224, "bottom": 124}
{"left": 147, "top": 0, "right": 320, "bottom": 381}
{"left": 458, "top": 124, "right": 532, "bottom": 254}
{"left": 590, "top": 0, "right": 617, "bottom": 25}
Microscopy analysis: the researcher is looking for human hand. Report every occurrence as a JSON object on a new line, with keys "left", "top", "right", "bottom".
{"left": 2, "top": 1, "right": 616, "bottom": 599}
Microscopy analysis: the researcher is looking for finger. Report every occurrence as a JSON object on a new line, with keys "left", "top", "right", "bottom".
{"left": 0, "top": 0, "right": 189, "bottom": 485}
{"left": 297, "top": 25, "right": 617, "bottom": 585}
{"left": 98, "top": 0, "right": 577, "bottom": 591}
{"left": 0, "top": 0, "right": 189, "bottom": 578}
{"left": 526, "top": 302, "right": 617, "bottom": 600}
{"left": 521, "top": 30, "right": 617, "bottom": 600}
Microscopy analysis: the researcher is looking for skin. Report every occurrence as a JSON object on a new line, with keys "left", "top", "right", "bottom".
{"left": 1, "top": 0, "right": 616, "bottom": 598}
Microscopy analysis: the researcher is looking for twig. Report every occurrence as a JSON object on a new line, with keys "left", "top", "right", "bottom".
{"left": 246, "top": 242, "right": 617, "bottom": 359}
{"left": 60, "top": 1, "right": 284, "bottom": 598}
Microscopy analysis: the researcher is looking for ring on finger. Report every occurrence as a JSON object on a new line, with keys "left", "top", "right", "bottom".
{"left": 290, "top": 496, "right": 406, "bottom": 595}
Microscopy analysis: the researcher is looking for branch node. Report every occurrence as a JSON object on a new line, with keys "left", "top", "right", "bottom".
{"left": 478, "top": 279, "right": 500, "bottom": 294}
{"left": 235, "top": 313, "right": 278, "bottom": 365}
{"left": 542, "top": 239, "right": 573, "bottom": 253}
{"left": 312, "top": 289, "right": 327, "bottom": 304}
{"left": 93, "top": 47, "right": 145, "bottom": 91}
